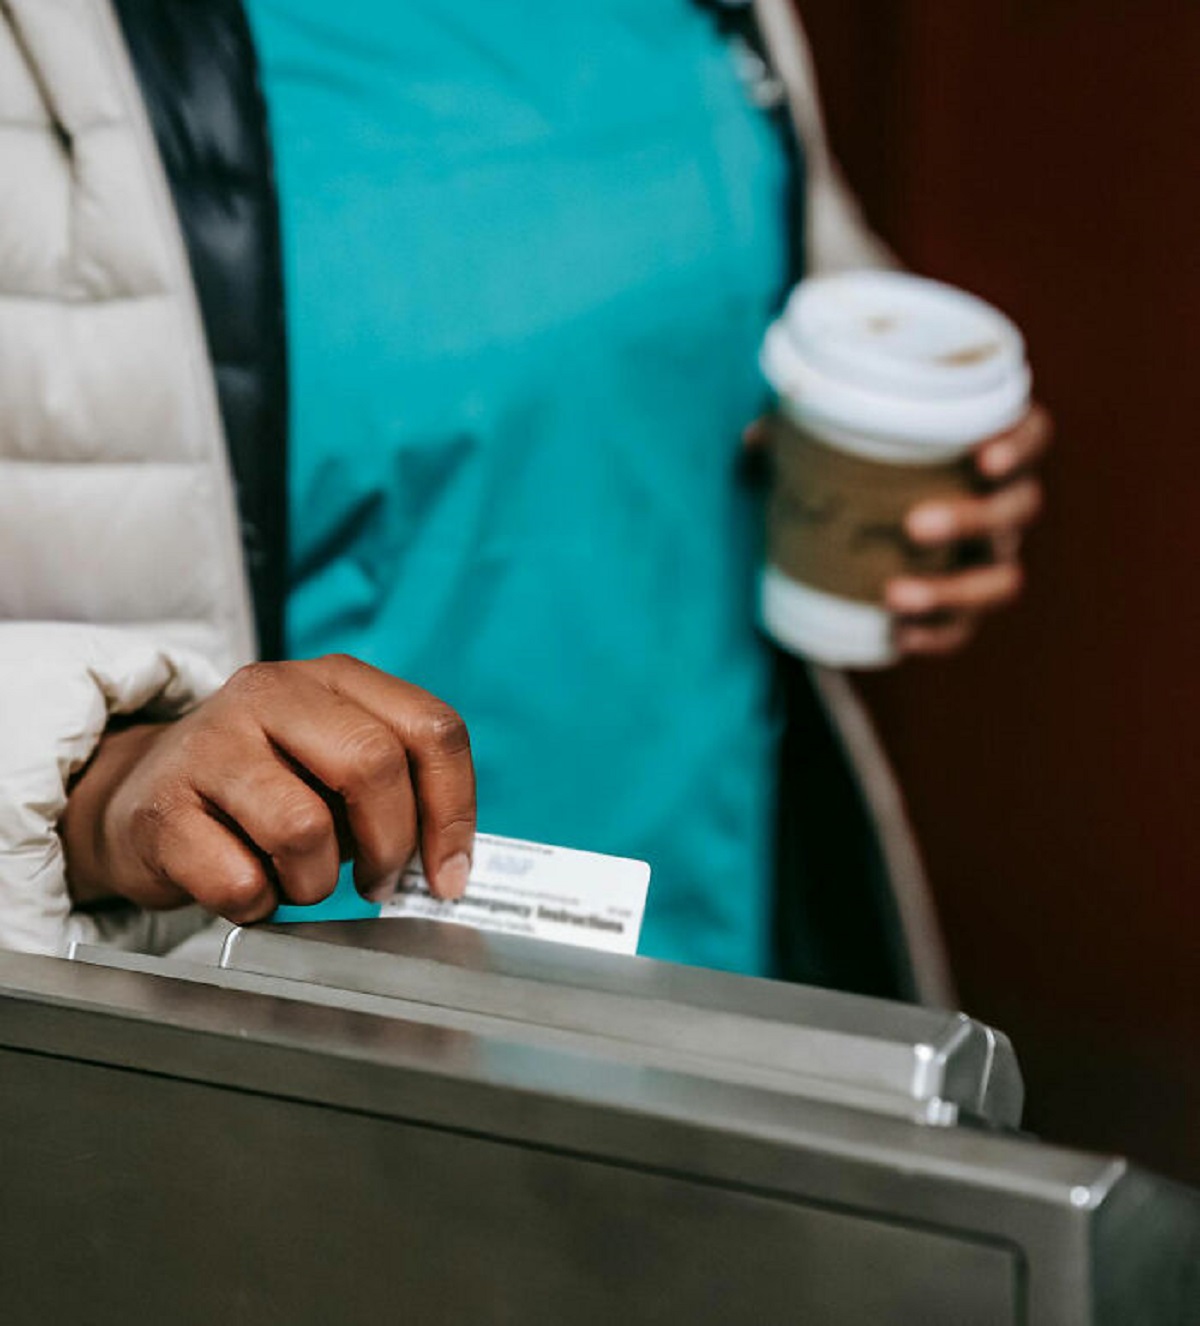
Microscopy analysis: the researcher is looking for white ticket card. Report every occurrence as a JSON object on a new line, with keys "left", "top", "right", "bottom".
{"left": 377, "top": 833, "right": 650, "bottom": 956}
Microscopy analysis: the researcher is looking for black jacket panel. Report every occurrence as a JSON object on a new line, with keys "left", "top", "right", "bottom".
{"left": 775, "top": 656, "right": 915, "bottom": 999}
{"left": 115, "top": 0, "right": 289, "bottom": 662}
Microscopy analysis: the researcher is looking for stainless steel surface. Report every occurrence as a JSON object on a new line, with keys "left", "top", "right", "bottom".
{"left": 64, "top": 942, "right": 976, "bottom": 1117}
{"left": 0, "top": 1046, "right": 1017, "bottom": 1326}
{"left": 4, "top": 947, "right": 1198, "bottom": 1324}
{"left": 218, "top": 918, "right": 1024, "bottom": 1127}
{"left": 70, "top": 936, "right": 995, "bottom": 1123}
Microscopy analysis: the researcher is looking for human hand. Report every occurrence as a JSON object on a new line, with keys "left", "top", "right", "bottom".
{"left": 61, "top": 655, "right": 476, "bottom": 922}
{"left": 885, "top": 404, "right": 1053, "bottom": 656}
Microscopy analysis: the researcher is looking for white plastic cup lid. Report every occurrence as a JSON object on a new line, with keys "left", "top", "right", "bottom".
{"left": 761, "top": 271, "right": 1031, "bottom": 456}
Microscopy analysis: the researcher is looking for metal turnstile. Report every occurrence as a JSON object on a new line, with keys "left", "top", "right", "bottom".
{"left": 0, "top": 919, "right": 1193, "bottom": 1324}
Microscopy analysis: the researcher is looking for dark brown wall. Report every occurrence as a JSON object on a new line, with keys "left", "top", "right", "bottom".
{"left": 797, "top": 1, "right": 1200, "bottom": 1182}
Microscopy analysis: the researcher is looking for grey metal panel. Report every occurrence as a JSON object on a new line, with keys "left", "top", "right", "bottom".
{"left": 219, "top": 919, "right": 1024, "bottom": 1127}
{"left": 4, "top": 951, "right": 1199, "bottom": 1322}
{"left": 0, "top": 1048, "right": 1020, "bottom": 1326}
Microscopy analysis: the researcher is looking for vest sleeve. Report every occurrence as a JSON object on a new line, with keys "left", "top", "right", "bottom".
{"left": 0, "top": 622, "right": 225, "bottom": 955}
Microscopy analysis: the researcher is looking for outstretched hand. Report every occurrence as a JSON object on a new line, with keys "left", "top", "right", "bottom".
{"left": 62, "top": 655, "right": 477, "bottom": 923}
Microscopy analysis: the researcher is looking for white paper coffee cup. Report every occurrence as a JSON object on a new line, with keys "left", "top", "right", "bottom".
{"left": 759, "top": 271, "right": 1031, "bottom": 667}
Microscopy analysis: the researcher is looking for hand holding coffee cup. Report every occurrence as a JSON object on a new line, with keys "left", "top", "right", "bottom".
{"left": 759, "top": 271, "right": 1041, "bottom": 667}
{"left": 888, "top": 402, "right": 1050, "bottom": 656}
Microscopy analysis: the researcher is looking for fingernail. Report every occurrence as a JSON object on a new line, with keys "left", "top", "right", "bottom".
{"left": 363, "top": 869, "right": 402, "bottom": 904}
{"left": 888, "top": 581, "right": 934, "bottom": 612}
{"left": 435, "top": 852, "right": 471, "bottom": 901}
{"left": 907, "top": 506, "right": 955, "bottom": 541}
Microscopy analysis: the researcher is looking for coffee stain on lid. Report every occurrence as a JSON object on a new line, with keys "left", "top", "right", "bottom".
{"left": 937, "top": 341, "right": 1000, "bottom": 366}
{"left": 866, "top": 315, "right": 899, "bottom": 334}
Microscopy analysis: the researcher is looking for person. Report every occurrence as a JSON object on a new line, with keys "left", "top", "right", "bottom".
{"left": 0, "top": 0, "right": 1048, "bottom": 1002}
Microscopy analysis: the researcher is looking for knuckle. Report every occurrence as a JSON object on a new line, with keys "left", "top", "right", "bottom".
{"left": 935, "top": 581, "right": 970, "bottom": 611}
{"left": 979, "top": 502, "right": 1012, "bottom": 536}
{"left": 932, "top": 500, "right": 967, "bottom": 534}
{"left": 431, "top": 810, "right": 476, "bottom": 839}
{"left": 421, "top": 703, "right": 471, "bottom": 756}
{"left": 127, "top": 794, "right": 169, "bottom": 839}
{"left": 209, "top": 866, "right": 269, "bottom": 920}
{"left": 921, "top": 582, "right": 954, "bottom": 612}
{"left": 900, "top": 631, "right": 938, "bottom": 656}
{"left": 931, "top": 621, "right": 975, "bottom": 653}
{"left": 985, "top": 564, "right": 1023, "bottom": 606}
{"left": 342, "top": 725, "right": 408, "bottom": 790}
{"left": 224, "top": 661, "right": 282, "bottom": 704}
{"left": 957, "top": 498, "right": 990, "bottom": 534}
{"left": 1020, "top": 480, "right": 1045, "bottom": 523}
{"left": 271, "top": 795, "right": 332, "bottom": 855}
{"left": 127, "top": 787, "right": 188, "bottom": 851}
{"left": 311, "top": 653, "right": 362, "bottom": 686}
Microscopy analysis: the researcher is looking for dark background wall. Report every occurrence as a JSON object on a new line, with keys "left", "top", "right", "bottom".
{"left": 795, "top": 1, "right": 1199, "bottom": 1183}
